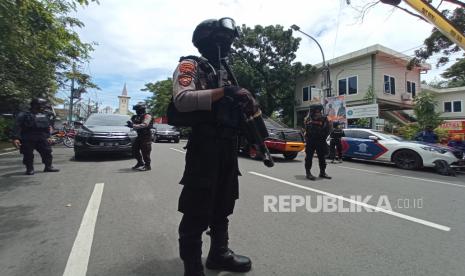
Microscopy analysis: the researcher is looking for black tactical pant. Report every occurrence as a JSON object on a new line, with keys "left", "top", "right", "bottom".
{"left": 132, "top": 135, "right": 152, "bottom": 166}
{"left": 20, "top": 136, "right": 53, "bottom": 169}
{"left": 178, "top": 127, "right": 239, "bottom": 262}
{"left": 305, "top": 140, "right": 328, "bottom": 173}
{"left": 329, "top": 139, "right": 342, "bottom": 161}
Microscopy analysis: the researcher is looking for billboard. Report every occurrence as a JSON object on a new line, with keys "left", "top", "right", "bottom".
{"left": 322, "top": 96, "right": 347, "bottom": 125}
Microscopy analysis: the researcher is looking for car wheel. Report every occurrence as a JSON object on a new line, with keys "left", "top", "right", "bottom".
{"left": 174, "top": 138, "right": 180, "bottom": 143}
{"left": 392, "top": 150, "right": 423, "bottom": 170}
{"left": 283, "top": 152, "right": 298, "bottom": 160}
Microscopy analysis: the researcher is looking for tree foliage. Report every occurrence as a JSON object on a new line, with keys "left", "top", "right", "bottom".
{"left": 142, "top": 79, "right": 173, "bottom": 118}
{"left": 0, "top": 0, "right": 98, "bottom": 113}
{"left": 353, "top": 1, "right": 464, "bottom": 87}
{"left": 231, "top": 24, "right": 315, "bottom": 126}
{"left": 413, "top": 5, "right": 464, "bottom": 87}
{"left": 413, "top": 92, "right": 443, "bottom": 129}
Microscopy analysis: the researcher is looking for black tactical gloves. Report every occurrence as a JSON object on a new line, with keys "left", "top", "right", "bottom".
{"left": 224, "top": 86, "right": 259, "bottom": 117}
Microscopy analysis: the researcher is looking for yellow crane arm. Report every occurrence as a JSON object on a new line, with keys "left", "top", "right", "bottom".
{"left": 403, "top": 0, "right": 465, "bottom": 50}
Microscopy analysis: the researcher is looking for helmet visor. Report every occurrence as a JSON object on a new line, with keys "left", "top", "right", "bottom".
{"left": 218, "top": 17, "right": 239, "bottom": 37}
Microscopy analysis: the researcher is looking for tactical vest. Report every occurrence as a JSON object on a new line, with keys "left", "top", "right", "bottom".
{"left": 167, "top": 56, "right": 219, "bottom": 127}
{"left": 305, "top": 117, "right": 329, "bottom": 141}
{"left": 331, "top": 128, "right": 344, "bottom": 140}
{"left": 131, "top": 113, "right": 153, "bottom": 137}
{"left": 21, "top": 112, "right": 52, "bottom": 132}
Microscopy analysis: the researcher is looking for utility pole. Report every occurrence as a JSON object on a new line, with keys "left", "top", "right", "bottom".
{"left": 68, "top": 62, "right": 76, "bottom": 123}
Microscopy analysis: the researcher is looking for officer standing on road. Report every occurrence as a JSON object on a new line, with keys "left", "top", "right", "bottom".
{"left": 171, "top": 17, "right": 254, "bottom": 276}
{"left": 11, "top": 98, "right": 59, "bottom": 175}
{"left": 127, "top": 102, "right": 153, "bottom": 171}
{"left": 329, "top": 121, "right": 345, "bottom": 163}
{"left": 304, "top": 104, "right": 331, "bottom": 180}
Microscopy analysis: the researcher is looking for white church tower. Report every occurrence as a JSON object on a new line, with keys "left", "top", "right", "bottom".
{"left": 118, "top": 83, "right": 130, "bottom": 115}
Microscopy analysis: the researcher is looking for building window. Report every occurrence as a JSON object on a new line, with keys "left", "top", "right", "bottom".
{"left": 302, "top": 85, "right": 317, "bottom": 102}
{"left": 384, "top": 75, "right": 396, "bottom": 95}
{"left": 444, "top": 101, "right": 462, "bottom": 112}
{"left": 338, "top": 79, "right": 347, "bottom": 95}
{"left": 338, "top": 76, "right": 358, "bottom": 96}
{"left": 407, "top": 81, "right": 416, "bottom": 97}
{"left": 453, "top": 101, "right": 462, "bottom": 112}
{"left": 444, "top": 102, "right": 452, "bottom": 112}
{"left": 302, "top": 87, "right": 309, "bottom": 102}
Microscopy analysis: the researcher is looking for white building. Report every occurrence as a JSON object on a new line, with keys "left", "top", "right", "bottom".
{"left": 294, "top": 44, "right": 431, "bottom": 128}
{"left": 100, "top": 106, "right": 113, "bottom": 114}
{"left": 423, "top": 85, "right": 465, "bottom": 120}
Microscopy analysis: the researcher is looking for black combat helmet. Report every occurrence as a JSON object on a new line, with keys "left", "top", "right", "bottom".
{"left": 192, "top": 17, "right": 240, "bottom": 59}
{"left": 30, "top": 98, "right": 48, "bottom": 108}
{"left": 309, "top": 104, "right": 324, "bottom": 113}
{"left": 133, "top": 102, "right": 146, "bottom": 115}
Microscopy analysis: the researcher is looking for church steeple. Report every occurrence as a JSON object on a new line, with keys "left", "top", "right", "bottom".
{"left": 117, "top": 83, "right": 131, "bottom": 115}
{"left": 122, "top": 83, "right": 128, "bottom": 96}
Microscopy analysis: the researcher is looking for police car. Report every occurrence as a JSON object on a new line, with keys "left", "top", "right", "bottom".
{"left": 338, "top": 128, "right": 465, "bottom": 171}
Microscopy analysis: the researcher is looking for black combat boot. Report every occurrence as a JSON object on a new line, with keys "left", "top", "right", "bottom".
{"left": 132, "top": 162, "right": 144, "bottom": 170}
{"left": 25, "top": 165, "right": 34, "bottom": 175}
{"left": 206, "top": 230, "right": 252, "bottom": 272}
{"left": 319, "top": 170, "right": 332, "bottom": 179}
{"left": 44, "top": 166, "right": 59, "bottom": 172}
{"left": 137, "top": 164, "right": 151, "bottom": 171}
{"left": 306, "top": 169, "right": 316, "bottom": 181}
{"left": 180, "top": 239, "right": 205, "bottom": 276}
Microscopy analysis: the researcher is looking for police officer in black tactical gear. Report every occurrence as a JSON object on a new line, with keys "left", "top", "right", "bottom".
{"left": 304, "top": 104, "right": 331, "bottom": 180}
{"left": 171, "top": 17, "right": 254, "bottom": 276}
{"left": 12, "top": 98, "right": 59, "bottom": 175}
{"left": 127, "top": 102, "right": 153, "bottom": 171}
{"left": 329, "top": 121, "right": 345, "bottom": 163}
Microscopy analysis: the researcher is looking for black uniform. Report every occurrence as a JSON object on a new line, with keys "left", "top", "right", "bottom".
{"left": 12, "top": 99, "right": 58, "bottom": 175}
{"left": 329, "top": 126, "right": 345, "bottom": 162}
{"left": 304, "top": 105, "right": 331, "bottom": 180}
{"left": 171, "top": 17, "right": 251, "bottom": 276}
{"left": 129, "top": 112, "right": 153, "bottom": 170}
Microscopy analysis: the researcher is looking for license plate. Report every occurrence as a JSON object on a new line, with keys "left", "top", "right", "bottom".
{"left": 100, "top": 142, "right": 117, "bottom": 146}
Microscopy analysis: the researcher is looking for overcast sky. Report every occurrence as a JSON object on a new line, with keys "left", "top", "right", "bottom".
{"left": 68, "top": 0, "right": 459, "bottom": 110}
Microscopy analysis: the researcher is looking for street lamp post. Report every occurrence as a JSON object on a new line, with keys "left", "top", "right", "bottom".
{"left": 290, "top": 24, "right": 332, "bottom": 100}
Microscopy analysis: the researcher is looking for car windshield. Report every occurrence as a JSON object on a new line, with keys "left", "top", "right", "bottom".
{"left": 156, "top": 124, "right": 176, "bottom": 131}
{"left": 374, "top": 131, "right": 404, "bottom": 141}
{"left": 85, "top": 114, "right": 130, "bottom": 126}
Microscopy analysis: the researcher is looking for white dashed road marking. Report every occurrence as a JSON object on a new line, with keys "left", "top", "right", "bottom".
{"left": 63, "top": 183, "right": 104, "bottom": 276}
{"left": 169, "top": 148, "right": 186, "bottom": 154}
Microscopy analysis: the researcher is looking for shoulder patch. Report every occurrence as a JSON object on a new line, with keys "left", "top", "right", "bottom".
{"left": 178, "top": 75, "right": 193, "bottom": 87}
{"left": 179, "top": 60, "right": 196, "bottom": 74}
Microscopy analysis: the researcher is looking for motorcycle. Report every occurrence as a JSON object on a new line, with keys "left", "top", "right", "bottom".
{"left": 50, "top": 128, "right": 76, "bottom": 148}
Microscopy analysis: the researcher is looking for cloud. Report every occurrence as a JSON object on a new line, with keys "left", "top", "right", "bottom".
{"left": 73, "top": 0, "right": 459, "bottom": 109}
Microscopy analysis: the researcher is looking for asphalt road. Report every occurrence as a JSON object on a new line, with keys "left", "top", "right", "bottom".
{"left": 1, "top": 142, "right": 465, "bottom": 276}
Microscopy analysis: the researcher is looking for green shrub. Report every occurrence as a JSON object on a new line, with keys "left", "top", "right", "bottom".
{"left": 398, "top": 123, "right": 421, "bottom": 140}
{"left": 0, "top": 117, "right": 14, "bottom": 141}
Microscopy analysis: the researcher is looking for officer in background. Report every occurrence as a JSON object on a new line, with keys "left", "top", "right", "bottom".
{"left": 329, "top": 121, "right": 345, "bottom": 163}
{"left": 127, "top": 102, "right": 153, "bottom": 171}
{"left": 172, "top": 17, "right": 254, "bottom": 276}
{"left": 304, "top": 104, "right": 331, "bottom": 180}
{"left": 11, "top": 98, "right": 59, "bottom": 175}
